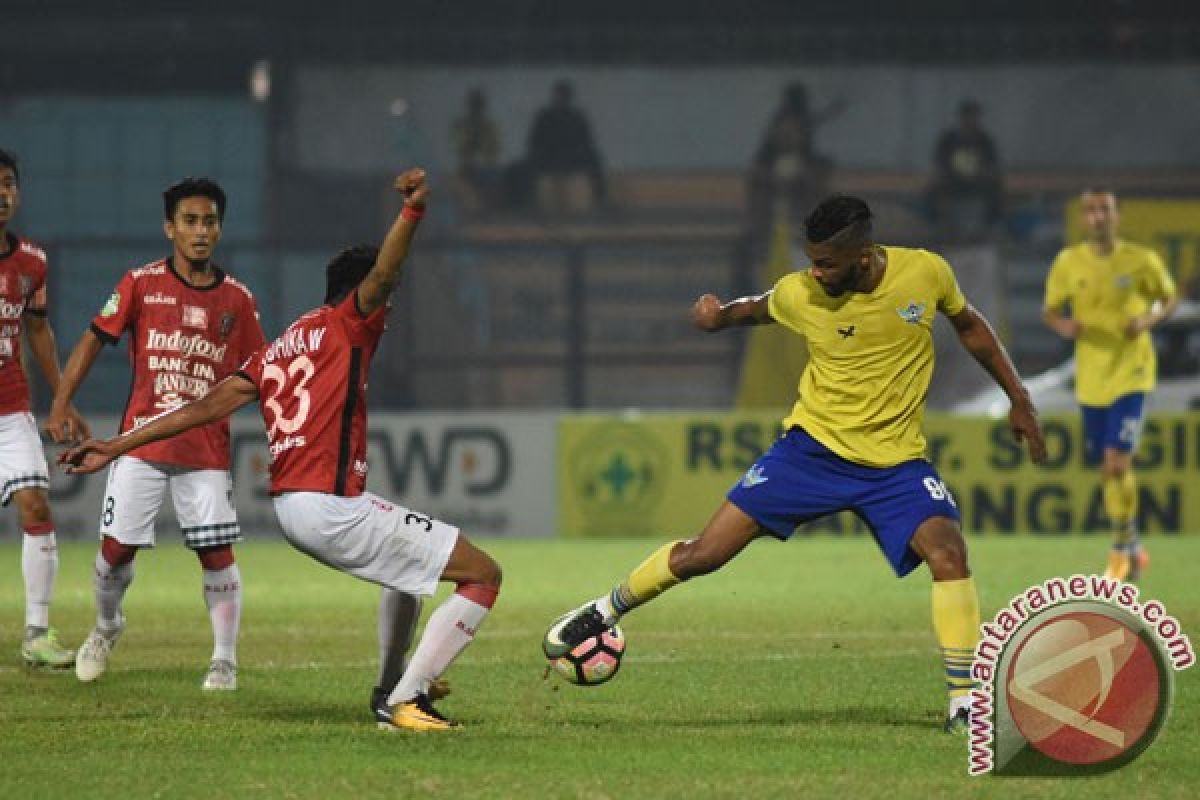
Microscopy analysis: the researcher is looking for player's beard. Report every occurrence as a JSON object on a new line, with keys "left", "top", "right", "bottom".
{"left": 822, "top": 263, "right": 861, "bottom": 297}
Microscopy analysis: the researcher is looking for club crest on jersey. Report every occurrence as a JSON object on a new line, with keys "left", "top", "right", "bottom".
{"left": 100, "top": 291, "right": 121, "bottom": 318}
{"left": 219, "top": 311, "right": 236, "bottom": 340}
{"left": 182, "top": 305, "right": 209, "bottom": 329}
{"left": 896, "top": 301, "right": 927, "bottom": 325}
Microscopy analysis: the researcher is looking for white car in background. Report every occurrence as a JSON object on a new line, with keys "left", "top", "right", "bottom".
{"left": 954, "top": 301, "right": 1200, "bottom": 417}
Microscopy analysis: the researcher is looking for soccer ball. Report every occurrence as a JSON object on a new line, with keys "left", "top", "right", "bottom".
{"left": 549, "top": 625, "right": 626, "bottom": 686}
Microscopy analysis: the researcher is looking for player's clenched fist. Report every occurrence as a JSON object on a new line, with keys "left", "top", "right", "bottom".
{"left": 395, "top": 168, "right": 428, "bottom": 206}
{"left": 692, "top": 294, "right": 724, "bottom": 332}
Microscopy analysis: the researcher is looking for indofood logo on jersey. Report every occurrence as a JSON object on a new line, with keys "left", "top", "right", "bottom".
{"left": 144, "top": 328, "right": 228, "bottom": 361}
{"left": 967, "top": 576, "right": 1193, "bottom": 776}
{"left": 568, "top": 422, "right": 668, "bottom": 536}
{"left": 0, "top": 298, "right": 24, "bottom": 320}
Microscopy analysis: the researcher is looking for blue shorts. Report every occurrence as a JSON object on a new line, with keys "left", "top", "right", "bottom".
{"left": 1081, "top": 393, "right": 1145, "bottom": 466}
{"left": 726, "top": 428, "right": 960, "bottom": 577}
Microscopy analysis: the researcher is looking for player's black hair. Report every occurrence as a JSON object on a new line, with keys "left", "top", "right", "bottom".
{"left": 0, "top": 148, "right": 18, "bottom": 183}
{"left": 804, "top": 195, "right": 873, "bottom": 246}
{"left": 163, "top": 177, "right": 227, "bottom": 221}
{"left": 324, "top": 244, "right": 380, "bottom": 305}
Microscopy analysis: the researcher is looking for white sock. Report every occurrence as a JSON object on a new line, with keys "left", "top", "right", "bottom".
{"left": 95, "top": 551, "right": 134, "bottom": 631}
{"left": 22, "top": 532, "right": 58, "bottom": 629}
{"left": 949, "top": 694, "right": 972, "bottom": 717}
{"left": 203, "top": 565, "right": 242, "bottom": 664}
{"left": 387, "top": 592, "right": 491, "bottom": 706}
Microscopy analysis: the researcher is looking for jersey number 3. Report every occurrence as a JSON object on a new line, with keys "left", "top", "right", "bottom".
{"left": 261, "top": 356, "right": 316, "bottom": 438}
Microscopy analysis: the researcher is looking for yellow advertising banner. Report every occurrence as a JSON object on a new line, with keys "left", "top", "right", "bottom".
{"left": 557, "top": 412, "right": 1200, "bottom": 537}
{"left": 1065, "top": 198, "right": 1200, "bottom": 287}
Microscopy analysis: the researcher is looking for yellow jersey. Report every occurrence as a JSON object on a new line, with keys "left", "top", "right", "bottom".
{"left": 1043, "top": 240, "right": 1176, "bottom": 407}
{"left": 768, "top": 246, "right": 967, "bottom": 467}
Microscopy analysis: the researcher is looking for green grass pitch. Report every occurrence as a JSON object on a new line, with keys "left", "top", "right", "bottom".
{"left": 1, "top": 536, "right": 1197, "bottom": 799}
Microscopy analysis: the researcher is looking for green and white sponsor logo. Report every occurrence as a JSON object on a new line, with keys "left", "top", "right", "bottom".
{"left": 100, "top": 291, "right": 121, "bottom": 318}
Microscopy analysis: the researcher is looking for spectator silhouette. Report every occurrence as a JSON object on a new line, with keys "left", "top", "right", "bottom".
{"left": 451, "top": 87, "right": 501, "bottom": 213}
{"left": 526, "top": 80, "right": 607, "bottom": 213}
{"left": 747, "top": 82, "right": 842, "bottom": 236}
{"left": 926, "top": 99, "right": 1004, "bottom": 242}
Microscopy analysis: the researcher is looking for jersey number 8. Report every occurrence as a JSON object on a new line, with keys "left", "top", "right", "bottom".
{"left": 923, "top": 476, "right": 957, "bottom": 507}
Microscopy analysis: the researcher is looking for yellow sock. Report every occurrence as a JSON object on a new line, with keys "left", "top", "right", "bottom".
{"left": 1103, "top": 471, "right": 1138, "bottom": 546}
{"left": 932, "top": 577, "right": 980, "bottom": 700}
{"left": 609, "top": 541, "right": 682, "bottom": 615}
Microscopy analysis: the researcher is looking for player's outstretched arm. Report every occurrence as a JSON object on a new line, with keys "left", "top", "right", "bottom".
{"left": 692, "top": 292, "right": 774, "bottom": 332}
{"left": 59, "top": 374, "right": 259, "bottom": 475}
{"left": 949, "top": 304, "right": 1047, "bottom": 465}
{"left": 44, "top": 328, "right": 105, "bottom": 443}
{"left": 355, "top": 168, "right": 429, "bottom": 316}
{"left": 25, "top": 314, "right": 91, "bottom": 442}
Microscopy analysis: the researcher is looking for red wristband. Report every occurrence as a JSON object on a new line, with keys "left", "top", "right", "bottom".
{"left": 402, "top": 204, "right": 426, "bottom": 221}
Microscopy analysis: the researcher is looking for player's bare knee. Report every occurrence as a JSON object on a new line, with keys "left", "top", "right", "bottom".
{"left": 475, "top": 552, "right": 502, "bottom": 588}
{"left": 461, "top": 540, "right": 502, "bottom": 587}
{"left": 1102, "top": 449, "right": 1132, "bottom": 479}
{"left": 100, "top": 535, "right": 138, "bottom": 567}
{"left": 925, "top": 541, "right": 969, "bottom": 580}
{"left": 15, "top": 491, "right": 52, "bottom": 529}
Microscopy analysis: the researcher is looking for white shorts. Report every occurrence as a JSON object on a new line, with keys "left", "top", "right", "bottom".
{"left": 273, "top": 491, "right": 459, "bottom": 598}
{"left": 0, "top": 412, "right": 50, "bottom": 506}
{"left": 100, "top": 456, "right": 241, "bottom": 549}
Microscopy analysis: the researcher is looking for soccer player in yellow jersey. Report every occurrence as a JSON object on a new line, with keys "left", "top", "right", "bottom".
{"left": 1043, "top": 189, "right": 1178, "bottom": 582}
{"left": 546, "top": 195, "right": 1047, "bottom": 732}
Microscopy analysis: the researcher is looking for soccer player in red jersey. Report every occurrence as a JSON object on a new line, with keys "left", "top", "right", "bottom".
{"left": 0, "top": 148, "right": 89, "bottom": 667}
{"left": 61, "top": 168, "right": 502, "bottom": 732}
{"left": 46, "top": 178, "right": 266, "bottom": 690}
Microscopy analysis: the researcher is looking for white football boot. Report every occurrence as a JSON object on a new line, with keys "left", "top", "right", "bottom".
{"left": 202, "top": 659, "right": 238, "bottom": 691}
{"left": 76, "top": 620, "right": 124, "bottom": 682}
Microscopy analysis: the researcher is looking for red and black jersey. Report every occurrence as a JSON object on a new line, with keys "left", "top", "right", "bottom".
{"left": 239, "top": 292, "right": 387, "bottom": 496}
{"left": 0, "top": 232, "right": 49, "bottom": 415}
{"left": 91, "top": 258, "right": 265, "bottom": 469}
